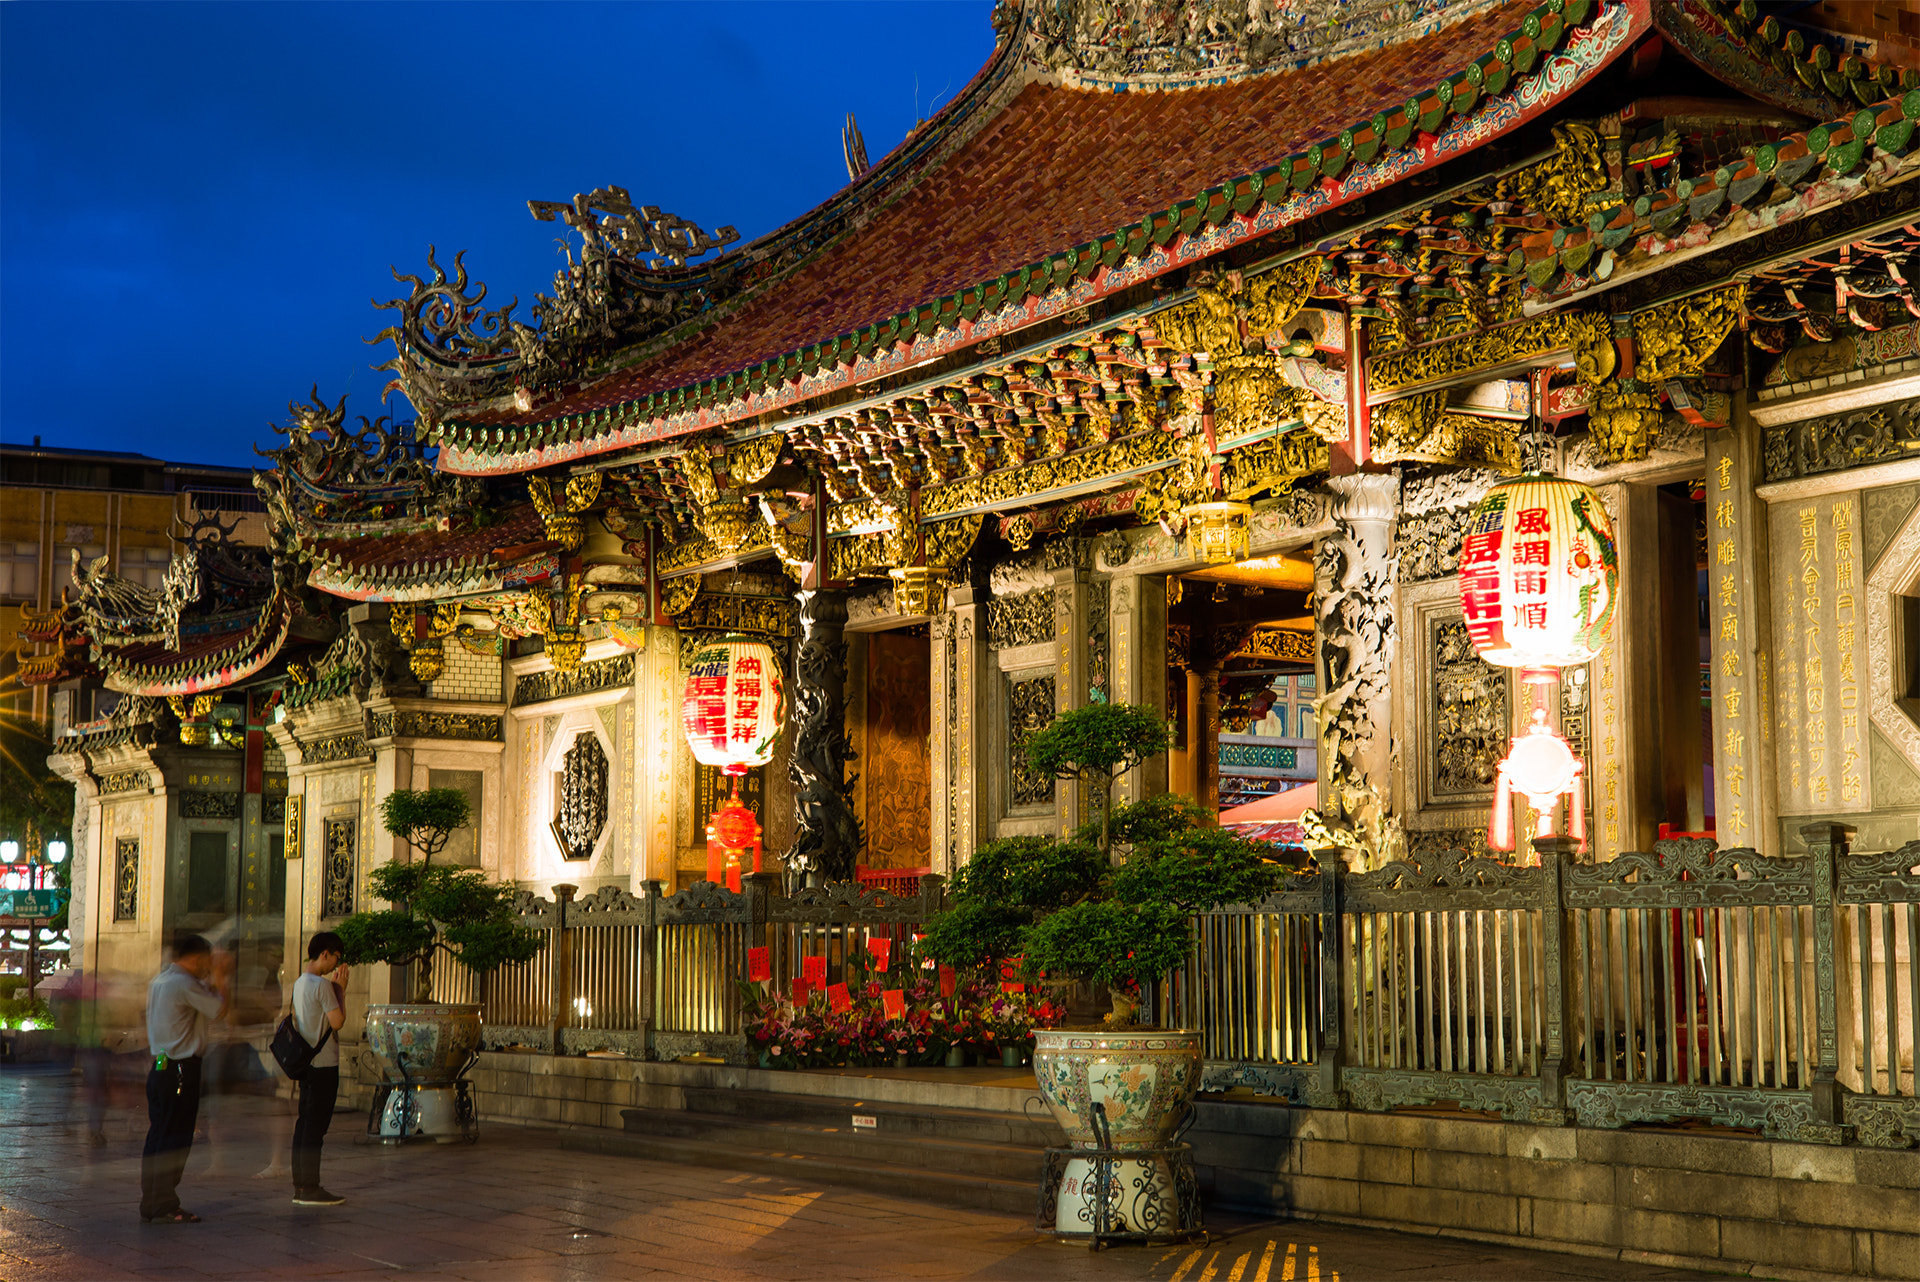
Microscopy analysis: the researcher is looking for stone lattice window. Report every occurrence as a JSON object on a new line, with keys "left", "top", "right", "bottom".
{"left": 554, "top": 734, "right": 608, "bottom": 861}
{"left": 114, "top": 838, "right": 139, "bottom": 922}
{"left": 322, "top": 817, "right": 356, "bottom": 918}
{"left": 1008, "top": 673, "right": 1056, "bottom": 808}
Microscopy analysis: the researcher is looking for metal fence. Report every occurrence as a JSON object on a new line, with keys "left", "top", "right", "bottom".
{"left": 429, "top": 873, "right": 941, "bottom": 1061}
{"left": 425, "top": 825, "right": 1914, "bottom": 1147}
{"left": 1197, "top": 825, "right": 1917, "bottom": 1148}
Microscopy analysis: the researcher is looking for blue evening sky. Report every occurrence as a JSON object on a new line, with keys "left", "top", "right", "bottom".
{"left": 1, "top": 1, "right": 993, "bottom": 470}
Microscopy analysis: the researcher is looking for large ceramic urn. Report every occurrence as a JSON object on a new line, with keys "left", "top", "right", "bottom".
{"left": 1032, "top": 1027, "right": 1204, "bottom": 1235}
{"left": 363, "top": 1003, "right": 481, "bottom": 1086}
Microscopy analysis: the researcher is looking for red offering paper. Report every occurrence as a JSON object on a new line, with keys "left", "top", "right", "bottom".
{"left": 827, "top": 981, "right": 852, "bottom": 1013}
{"left": 1001, "top": 982, "right": 1026, "bottom": 994}
{"left": 791, "top": 977, "right": 810, "bottom": 1005}
{"left": 938, "top": 965, "right": 957, "bottom": 998}
{"left": 802, "top": 955, "right": 829, "bottom": 987}
{"left": 999, "top": 956, "right": 1023, "bottom": 982}
{"left": 747, "top": 947, "right": 771, "bottom": 982}
{"left": 881, "top": 988, "right": 906, "bottom": 1019}
{"left": 866, "top": 937, "right": 892, "bottom": 972}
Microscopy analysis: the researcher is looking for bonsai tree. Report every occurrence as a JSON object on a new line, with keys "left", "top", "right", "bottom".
{"left": 927, "top": 701, "right": 1289, "bottom": 1025}
{"left": 919, "top": 835, "right": 1105, "bottom": 969}
{"left": 1020, "top": 701, "right": 1171, "bottom": 857}
{"left": 337, "top": 788, "right": 542, "bottom": 1002}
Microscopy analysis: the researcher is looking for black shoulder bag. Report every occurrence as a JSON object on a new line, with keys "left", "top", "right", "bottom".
{"left": 269, "top": 1012, "right": 333, "bottom": 1081}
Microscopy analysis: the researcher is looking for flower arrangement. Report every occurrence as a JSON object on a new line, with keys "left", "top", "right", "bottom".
{"left": 742, "top": 947, "right": 1066, "bottom": 1070}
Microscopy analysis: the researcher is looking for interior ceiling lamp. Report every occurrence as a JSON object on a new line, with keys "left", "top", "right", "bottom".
{"left": 681, "top": 635, "right": 784, "bottom": 890}
{"left": 1182, "top": 501, "right": 1254, "bottom": 565}
{"left": 1457, "top": 474, "right": 1619, "bottom": 854}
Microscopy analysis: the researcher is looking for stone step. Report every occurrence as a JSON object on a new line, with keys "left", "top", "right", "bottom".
{"left": 615, "top": 1104, "right": 1047, "bottom": 1182}
{"left": 676, "top": 1084, "right": 1067, "bottom": 1147}
{"left": 562, "top": 1123, "right": 1042, "bottom": 1217}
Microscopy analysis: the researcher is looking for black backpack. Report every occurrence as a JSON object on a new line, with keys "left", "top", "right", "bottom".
{"left": 269, "top": 1013, "right": 333, "bottom": 1081}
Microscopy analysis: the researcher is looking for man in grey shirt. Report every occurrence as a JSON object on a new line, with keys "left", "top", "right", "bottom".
{"left": 140, "top": 934, "right": 230, "bottom": 1223}
{"left": 291, "top": 930, "right": 349, "bottom": 1206}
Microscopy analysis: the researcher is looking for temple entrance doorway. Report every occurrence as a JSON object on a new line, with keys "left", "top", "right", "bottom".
{"left": 1164, "top": 551, "right": 1318, "bottom": 820}
{"left": 846, "top": 623, "right": 932, "bottom": 889}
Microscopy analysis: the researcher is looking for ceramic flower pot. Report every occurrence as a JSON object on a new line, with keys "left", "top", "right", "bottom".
{"left": 364, "top": 1003, "right": 481, "bottom": 1086}
{"left": 1033, "top": 1027, "right": 1202, "bottom": 1236}
{"left": 1000, "top": 1045, "right": 1024, "bottom": 1068}
{"left": 1031, "top": 1027, "right": 1202, "bottom": 1149}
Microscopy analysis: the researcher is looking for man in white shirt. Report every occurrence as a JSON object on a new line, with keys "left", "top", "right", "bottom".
{"left": 140, "top": 934, "right": 230, "bottom": 1224}
{"left": 291, "top": 931, "right": 349, "bottom": 1206}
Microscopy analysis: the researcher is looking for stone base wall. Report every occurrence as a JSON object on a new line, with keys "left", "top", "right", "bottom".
{"left": 1189, "top": 1098, "right": 1920, "bottom": 1282}
{"left": 363, "top": 1052, "right": 1920, "bottom": 1281}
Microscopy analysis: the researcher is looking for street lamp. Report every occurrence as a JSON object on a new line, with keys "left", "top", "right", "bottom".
{"left": 45, "top": 841, "right": 66, "bottom": 865}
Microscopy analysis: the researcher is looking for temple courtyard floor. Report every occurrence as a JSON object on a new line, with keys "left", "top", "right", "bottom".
{"left": 1, "top": 1065, "right": 1726, "bottom": 1281}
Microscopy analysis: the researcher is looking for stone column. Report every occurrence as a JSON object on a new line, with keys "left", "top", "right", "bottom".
{"left": 945, "top": 584, "right": 991, "bottom": 869}
{"left": 1315, "top": 472, "right": 1400, "bottom": 868}
{"left": 1189, "top": 587, "right": 1223, "bottom": 816}
{"left": 1588, "top": 483, "right": 1662, "bottom": 860}
{"left": 785, "top": 590, "right": 860, "bottom": 889}
{"left": 636, "top": 623, "right": 684, "bottom": 889}
{"left": 1707, "top": 399, "right": 1781, "bottom": 856}
{"left": 1046, "top": 540, "right": 1091, "bottom": 838}
{"left": 1109, "top": 573, "right": 1168, "bottom": 805}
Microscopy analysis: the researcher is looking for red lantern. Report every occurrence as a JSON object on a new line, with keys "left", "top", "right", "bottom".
{"left": 1458, "top": 474, "right": 1618, "bottom": 683}
{"left": 682, "top": 635, "right": 784, "bottom": 888}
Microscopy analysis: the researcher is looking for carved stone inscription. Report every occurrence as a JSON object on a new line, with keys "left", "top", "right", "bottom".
{"left": 1431, "top": 618, "right": 1507, "bottom": 797}
{"left": 1768, "top": 494, "right": 1870, "bottom": 814}
{"left": 987, "top": 590, "right": 1054, "bottom": 651}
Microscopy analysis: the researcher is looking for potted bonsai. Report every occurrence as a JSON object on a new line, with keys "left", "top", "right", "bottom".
{"left": 338, "top": 788, "right": 542, "bottom": 1138}
{"left": 924, "top": 702, "right": 1289, "bottom": 1229}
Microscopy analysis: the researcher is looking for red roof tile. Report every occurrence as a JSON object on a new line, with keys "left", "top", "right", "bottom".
{"left": 458, "top": 0, "right": 1544, "bottom": 432}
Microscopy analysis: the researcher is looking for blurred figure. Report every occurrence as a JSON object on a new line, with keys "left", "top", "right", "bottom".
{"left": 139, "top": 934, "right": 230, "bottom": 1224}
{"left": 290, "top": 931, "right": 347, "bottom": 1207}
{"left": 242, "top": 942, "right": 297, "bottom": 1181}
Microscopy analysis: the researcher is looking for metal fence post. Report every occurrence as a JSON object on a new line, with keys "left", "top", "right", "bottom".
{"left": 1533, "top": 835, "right": 1579, "bottom": 1125}
{"left": 550, "top": 883, "right": 577, "bottom": 1057}
{"left": 1314, "top": 853, "right": 1348, "bottom": 1108}
{"left": 639, "top": 880, "right": 661, "bottom": 1060}
{"left": 741, "top": 872, "right": 778, "bottom": 1036}
{"left": 1801, "top": 822, "right": 1855, "bottom": 1139}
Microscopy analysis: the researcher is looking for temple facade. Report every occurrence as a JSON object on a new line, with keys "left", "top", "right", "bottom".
{"left": 33, "top": 0, "right": 1920, "bottom": 1054}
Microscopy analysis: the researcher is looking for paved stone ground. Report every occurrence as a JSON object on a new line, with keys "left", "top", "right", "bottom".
{"left": 1, "top": 1066, "right": 1726, "bottom": 1281}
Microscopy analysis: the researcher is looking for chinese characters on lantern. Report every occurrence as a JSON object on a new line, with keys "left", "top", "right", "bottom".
{"left": 1769, "top": 495, "right": 1868, "bottom": 814}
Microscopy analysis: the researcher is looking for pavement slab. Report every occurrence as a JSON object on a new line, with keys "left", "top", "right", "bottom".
{"left": 2, "top": 1067, "right": 1730, "bottom": 1281}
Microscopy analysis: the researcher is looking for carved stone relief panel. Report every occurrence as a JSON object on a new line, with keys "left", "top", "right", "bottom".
{"left": 1397, "top": 506, "right": 1471, "bottom": 584}
{"left": 114, "top": 837, "right": 139, "bottom": 922}
{"left": 1430, "top": 618, "right": 1508, "bottom": 799}
{"left": 1088, "top": 580, "right": 1111, "bottom": 702}
{"left": 322, "top": 817, "right": 356, "bottom": 918}
{"left": 988, "top": 590, "right": 1054, "bottom": 651}
{"left": 1007, "top": 672, "right": 1056, "bottom": 809}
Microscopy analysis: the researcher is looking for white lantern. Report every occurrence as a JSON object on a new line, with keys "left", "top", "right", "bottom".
{"left": 1458, "top": 474, "right": 1618, "bottom": 679}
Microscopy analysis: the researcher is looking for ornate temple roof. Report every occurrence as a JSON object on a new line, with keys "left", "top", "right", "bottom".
{"left": 397, "top": 0, "right": 1645, "bottom": 475}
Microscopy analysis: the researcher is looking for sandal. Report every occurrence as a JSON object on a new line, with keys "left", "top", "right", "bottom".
{"left": 142, "top": 1210, "right": 201, "bottom": 1224}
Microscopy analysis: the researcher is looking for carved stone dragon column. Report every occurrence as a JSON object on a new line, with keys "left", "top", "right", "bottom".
{"left": 1312, "top": 473, "right": 1402, "bottom": 870}
{"left": 784, "top": 590, "right": 862, "bottom": 891}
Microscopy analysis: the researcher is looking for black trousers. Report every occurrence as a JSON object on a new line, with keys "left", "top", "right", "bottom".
{"left": 292, "top": 1066, "right": 339, "bottom": 1191}
{"left": 139, "top": 1057, "right": 201, "bottom": 1218}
